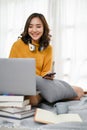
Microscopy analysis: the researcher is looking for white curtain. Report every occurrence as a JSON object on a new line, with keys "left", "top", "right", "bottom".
{"left": 54, "top": 0, "right": 87, "bottom": 90}
{"left": 0, "top": 0, "right": 49, "bottom": 57}
{"left": 0, "top": 0, "right": 87, "bottom": 90}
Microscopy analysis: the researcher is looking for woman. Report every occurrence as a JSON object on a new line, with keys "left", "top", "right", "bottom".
{"left": 9, "top": 13, "right": 84, "bottom": 106}
{"left": 9, "top": 13, "right": 53, "bottom": 77}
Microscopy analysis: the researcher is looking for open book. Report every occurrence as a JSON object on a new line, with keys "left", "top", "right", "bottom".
{"left": 34, "top": 108, "right": 82, "bottom": 124}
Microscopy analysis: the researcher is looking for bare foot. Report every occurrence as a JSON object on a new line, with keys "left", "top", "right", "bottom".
{"left": 72, "top": 86, "right": 84, "bottom": 100}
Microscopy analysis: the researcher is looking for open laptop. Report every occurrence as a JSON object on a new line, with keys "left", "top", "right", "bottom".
{"left": 0, "top": 58, "right": 36, "bottom": 95}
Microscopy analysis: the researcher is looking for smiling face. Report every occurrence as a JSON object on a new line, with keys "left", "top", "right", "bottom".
{"left": 28, "top": 17, "right": 44, "bottom": 43}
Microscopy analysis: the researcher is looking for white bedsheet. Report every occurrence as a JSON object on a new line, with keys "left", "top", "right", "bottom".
{"left": 0, "top": 96, "right": 87, "bottom": 129}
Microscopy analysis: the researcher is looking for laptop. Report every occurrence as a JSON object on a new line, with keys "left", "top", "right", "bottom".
{"left": 0, "top": 58, "right": 36, "bottom": 95}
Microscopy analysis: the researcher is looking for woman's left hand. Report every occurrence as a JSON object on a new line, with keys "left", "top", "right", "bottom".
{"left": 42, "top": 72, "right": 56, "bottom": 80}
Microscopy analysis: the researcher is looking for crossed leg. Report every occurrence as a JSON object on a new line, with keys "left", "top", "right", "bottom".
{"left": 72, "top": 86, "right": 84, "bottom": 100}
{"left": 28, "top": 86, "right": 84, "bottom": 106}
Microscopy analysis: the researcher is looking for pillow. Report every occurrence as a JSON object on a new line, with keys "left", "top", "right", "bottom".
{"left": 36, "top": 76, "right": 77, "bottom": 103}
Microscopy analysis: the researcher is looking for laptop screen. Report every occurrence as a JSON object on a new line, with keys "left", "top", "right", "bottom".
{"left": 0, "top": 58, "right": 36, "bottom": 95}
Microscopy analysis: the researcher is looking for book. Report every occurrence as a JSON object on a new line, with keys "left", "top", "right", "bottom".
{"left": 34, "top": 108, "right": 82, "bottom": 124}
{"left": 0, "top": 108, "right": 35, "bottom": 119}
{"left": 0, "top": 99, "right": 29, "bottom": 107}
{"left": 0, "top": 108, "right": 35, "bottom": 125}
{"left": 0, "top": 104, "right": 31, "bottom": 114}
{"left": 0, "top": 94, "right": 27, "bottom": 102}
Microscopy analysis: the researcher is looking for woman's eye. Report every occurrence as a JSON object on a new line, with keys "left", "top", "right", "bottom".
{"left": 29, "top": 25, "right": 42, "bottom": 29}
{"left": 29, "top": 26, "right": 32, "bottom": 28}
{"left": 37, "top": 26, "right": 41, "bottom": 28}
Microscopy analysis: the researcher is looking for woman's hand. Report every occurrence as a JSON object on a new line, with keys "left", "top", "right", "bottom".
{"left": 42, "top": 72, "right": 56, "bottom": 80}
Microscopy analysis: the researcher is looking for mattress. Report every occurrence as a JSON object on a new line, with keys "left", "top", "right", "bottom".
{"left": 0, "top": 96, "right": 87, "bottom": 130}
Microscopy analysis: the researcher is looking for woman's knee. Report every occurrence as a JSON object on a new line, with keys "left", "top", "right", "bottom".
{"left": 29, "top": 94, "right": 42, "bottom": 106}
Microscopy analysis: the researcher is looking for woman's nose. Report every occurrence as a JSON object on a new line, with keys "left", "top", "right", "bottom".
{"left": 32, "top": 27, "right": 37, "bottom": 32}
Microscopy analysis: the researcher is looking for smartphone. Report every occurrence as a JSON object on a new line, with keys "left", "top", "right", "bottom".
{"left": 43, "top": 72, "right": 56, "bottom": 78}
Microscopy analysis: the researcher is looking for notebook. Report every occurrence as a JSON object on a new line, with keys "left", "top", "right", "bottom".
{"left": 0, "top": 58, "right": 36, "bottom": 95}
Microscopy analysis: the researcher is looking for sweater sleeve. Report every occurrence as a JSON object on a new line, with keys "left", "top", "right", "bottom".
{"left": 40, "top": 45, "right": 53, "bottom": 76}
{"left": 9, "top": 42, "right": 18, "bottom": 58}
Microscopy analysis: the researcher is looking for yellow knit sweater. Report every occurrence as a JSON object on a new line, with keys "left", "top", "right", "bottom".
{"left": 9, "top": 39, "right": 53, "bottom": 76}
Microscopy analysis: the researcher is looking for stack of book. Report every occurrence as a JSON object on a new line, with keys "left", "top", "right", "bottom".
{"left": 0, "top": 94, "right": 35, "bottom": 124}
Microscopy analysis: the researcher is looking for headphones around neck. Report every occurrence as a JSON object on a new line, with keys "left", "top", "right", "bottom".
{"left": 28, "top": 43, "right": 44, "bottom": 52}
{"left": 28, "top": 43, "right": 36, "bottom": 51}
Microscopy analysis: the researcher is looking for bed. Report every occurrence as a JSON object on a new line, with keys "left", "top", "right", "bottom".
{"left": 0, "top": 95, "right": 87, "bottom": 130}
{"left": 0, "top": 76, "right": 87, "bottom": 130}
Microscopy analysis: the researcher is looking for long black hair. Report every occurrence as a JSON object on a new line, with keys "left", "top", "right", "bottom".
{"left": 20, "top": 13, "right": 51, "bottom": 50}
